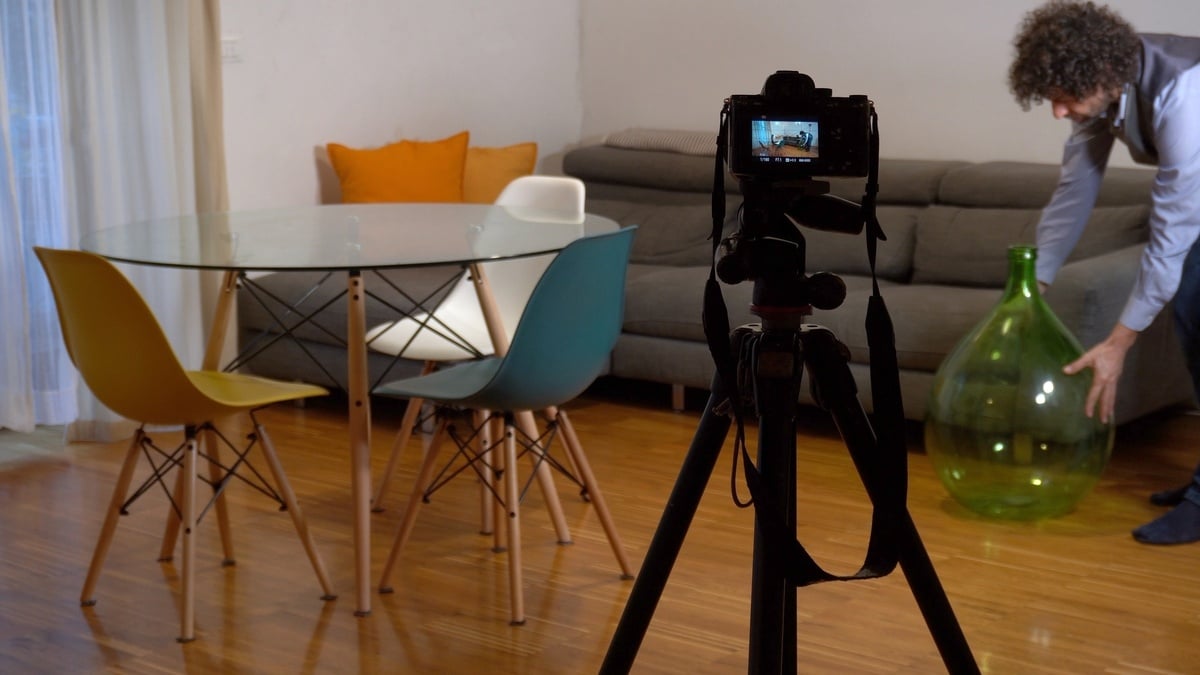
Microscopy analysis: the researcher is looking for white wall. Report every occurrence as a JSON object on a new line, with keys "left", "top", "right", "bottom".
{"left": 579, "top": 0, "right": 1200, "bottom": 166}
{"left": 220, "top": 1, "right": 1200, "bottom": 210}
{"left": 219, "top": 0, "right": 582, "bottom": 210}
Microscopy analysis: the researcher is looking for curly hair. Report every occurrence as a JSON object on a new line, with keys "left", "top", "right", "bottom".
{"left": 1009, "top": 1, "right": 1141, "bottom": 110}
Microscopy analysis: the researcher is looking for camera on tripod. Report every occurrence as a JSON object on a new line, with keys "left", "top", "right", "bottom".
{"left": 605, "top": 71, "right": 977, "bottom": 675}
{"left": 725, "top": 70, "right": 872, "bottom": 180}
{"left": 716, "top": 70, "right": 877, "bottom": 312}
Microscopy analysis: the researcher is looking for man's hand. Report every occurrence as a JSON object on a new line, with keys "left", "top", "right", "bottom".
{"left": 1063, "top": 323, "right": 1138, "bottom": 424}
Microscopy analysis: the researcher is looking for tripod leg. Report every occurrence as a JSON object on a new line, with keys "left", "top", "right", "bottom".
{"left": 600, "top": 380, "right": 732, "bottom": 675}
{"left": 802, "top": 327, "right": 978, "bottom": 674}
{"left": 747, "top": 328, "right": 803, "bottom": 675}
{"left": 748, "top": 407, "right": 796, "bottom": 675}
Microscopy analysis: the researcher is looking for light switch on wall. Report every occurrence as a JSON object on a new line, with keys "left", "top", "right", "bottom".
{"left": 221, "top": 36, "right": 242, "bottom": 64}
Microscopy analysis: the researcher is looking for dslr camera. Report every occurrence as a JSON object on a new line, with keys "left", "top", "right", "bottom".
{"left": 725, "top": 70, "right": 873, "bottom": 181}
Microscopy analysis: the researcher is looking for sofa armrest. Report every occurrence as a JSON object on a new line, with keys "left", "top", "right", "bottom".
{"left": 1042, "top": 244, "right": 1143, "bottom": 349}
{"left": 1042, "top": 243, "right": 1194, "bottom": 423}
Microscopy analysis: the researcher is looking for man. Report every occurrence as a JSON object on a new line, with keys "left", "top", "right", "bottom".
{"left": 1009, "top": 1, "right": 1200, "bottom": 544}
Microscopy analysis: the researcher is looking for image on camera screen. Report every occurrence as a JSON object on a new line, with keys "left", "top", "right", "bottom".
{"left": 751, "top": 119, "right": 819, "bottom": 164}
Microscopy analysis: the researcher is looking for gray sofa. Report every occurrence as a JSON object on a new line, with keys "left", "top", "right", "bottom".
{"left": 558, "top": 130, "right": 1193, "bottom": 424}
{"left": 235, "top": 130, "right": 1195, "bottom": 425}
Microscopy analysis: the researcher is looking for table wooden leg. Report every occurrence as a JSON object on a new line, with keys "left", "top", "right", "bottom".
{"left": 347, "top": 271, "right": 372, "bottom": 616}
{"left": 201, "top": 270, "right": 239, "bottom": 371}
{"left": 203, "top": 272, "right": 239, "bottom": 563}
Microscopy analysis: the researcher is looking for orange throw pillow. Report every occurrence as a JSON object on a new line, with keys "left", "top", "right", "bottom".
{"left": 326, "top": 131, "right": 469, "bottom": 203}
{"left": 463, "top": 142, "right": 538, "bottom": 203}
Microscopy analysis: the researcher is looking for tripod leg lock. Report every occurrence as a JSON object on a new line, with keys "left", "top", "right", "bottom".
{"left": 798, "top": 325, "right": 856, "bottom": 411}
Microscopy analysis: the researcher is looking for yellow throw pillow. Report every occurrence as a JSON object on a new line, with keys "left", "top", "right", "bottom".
{"left": 326, "top": 130, "right": 469, "bottom": 203}
{"left": 463, "top": 142, "right": 538, "bottom": 204}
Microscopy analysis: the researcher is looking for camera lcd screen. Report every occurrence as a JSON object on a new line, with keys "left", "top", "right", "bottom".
{"left": 750, "top": 119, "right": 819, "bottom": 166}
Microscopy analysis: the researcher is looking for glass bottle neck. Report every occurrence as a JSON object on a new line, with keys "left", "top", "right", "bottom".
{"left": 1003, "top": 246, "right": 1039, "bottom": 300}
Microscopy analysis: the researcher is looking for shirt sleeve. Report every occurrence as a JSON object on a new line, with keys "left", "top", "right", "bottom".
{"left": 1035, "top": 119, "right": 1114, "bottom": 287}
{"left": 1120, "top": 65, "right": 1200, "bottom": 331}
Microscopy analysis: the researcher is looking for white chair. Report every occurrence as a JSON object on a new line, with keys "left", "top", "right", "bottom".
{"left": 366, "top": 175, "right": 586, "bottom": 512}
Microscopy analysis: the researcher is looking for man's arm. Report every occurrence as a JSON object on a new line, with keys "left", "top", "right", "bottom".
{"left": 1118, "top": 66, "right": 1200, "bottom": 332}
{"left": 1036, "top": 119, "right": 1117, "bottom": 420}
{"left": 1035, "top": 118, "right": 1114, "bottom": 287}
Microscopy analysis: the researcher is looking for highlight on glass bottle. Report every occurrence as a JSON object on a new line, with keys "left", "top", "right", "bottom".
{"left": 924, "top": 245, "right": 1114, "bottom": 520}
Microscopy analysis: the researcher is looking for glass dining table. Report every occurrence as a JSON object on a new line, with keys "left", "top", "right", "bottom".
{"left": 80, "top": 201, "right": 619, "bottom": 616}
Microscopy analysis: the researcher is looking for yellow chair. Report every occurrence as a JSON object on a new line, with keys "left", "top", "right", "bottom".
{"left": 34, "top": 247, "right": 336, "bottom": 643}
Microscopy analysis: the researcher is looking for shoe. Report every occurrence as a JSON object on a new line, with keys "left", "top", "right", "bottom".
{"left": 1149, "top": 483, "right": 1191, "bottom": 507}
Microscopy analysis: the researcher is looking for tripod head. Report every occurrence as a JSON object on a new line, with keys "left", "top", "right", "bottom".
{"left": 715, "top": 177, "right": 861, "bottom": 327}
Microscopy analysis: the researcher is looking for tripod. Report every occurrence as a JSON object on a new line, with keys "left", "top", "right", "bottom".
{"left": 600, "top": 303, "right": 979, "bottom": 673}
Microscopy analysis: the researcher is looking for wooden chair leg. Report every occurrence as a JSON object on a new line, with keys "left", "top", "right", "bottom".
{"left": 372, "top": 382, "right": 430, "bottom": 512}
{"left": 542, "top": 405, "right": 582, "bottom": 495}
{"left": 474, "top": 409, "right": 495, "bottom": 536}
{"left": 254, "top": 423, "right": 337, "bottom": 600}
{"left": 557, "top": 410, "right": 634, "bottom": 579}
{"left": 160, "top": 428, "right": 235, "bottom": 565}
{"left": 178, "top": 428, "right": 199, "bottom": 643}
{"left": 488, "top": 414, "right": 507, "bottom": 553}
{"left": 203, "top": 427, "right": 235, "bottom": 566}
{"left": 81, "top": 430, "right": 144, "bottom": 607}
{"left": 501, "top": 419, "right": 524, "bottom": 626}
{"left": 159, "top": 460, "right": 185, "bottom": 562}
{"left": 513, "top": 410, "right": 571, "bottom": 544}
{"left": 378, "top": 418, "right": 449, "bottom": 593}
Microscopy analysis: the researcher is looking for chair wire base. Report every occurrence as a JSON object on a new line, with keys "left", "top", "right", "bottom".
{"left": 121, "top": 413, "right": 287, "bottom": 527}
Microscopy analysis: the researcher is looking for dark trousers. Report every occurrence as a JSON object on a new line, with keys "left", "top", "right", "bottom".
{"left": 1173, "top": 237, "right": 1200, "bottom": 496}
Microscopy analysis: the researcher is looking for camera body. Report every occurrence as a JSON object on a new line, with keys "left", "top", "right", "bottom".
{"left": 726, "top": 71, "right": 872, "bottom": 180}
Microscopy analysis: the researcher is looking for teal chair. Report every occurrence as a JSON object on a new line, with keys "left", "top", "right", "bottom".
{"left": 374, "top": 227, "right": 637, "bottom": 625}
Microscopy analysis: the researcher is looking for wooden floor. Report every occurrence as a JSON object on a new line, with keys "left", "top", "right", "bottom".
{"left": 2, "top": 380, "right": 1200, "bottom": 674}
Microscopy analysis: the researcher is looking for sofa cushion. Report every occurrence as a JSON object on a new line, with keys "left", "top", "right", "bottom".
{"left": 563, "top": 145, "right": 742, "bottom": 195}
{"left": 586, "top": 193, "right": 920, "bottom": 279}
{"left": 604, "top": 127, "right": 717, "bottom": 156}
{"left": 805, "top": 282, "right": 1001, "bottom": 373}
{"left": 1067, "top": 204, "right": 1151, "bottom": 260}
{"left": 825, "top": 159, "right": 968, "bottom": 205}
{"left": 326, "top": 131, "right": 469, "bottom": 203}
{"left": 587, "top": 199, "right": 740, "bottom": 266}
{"left": 462, "top": 142, "right": 538, "bottom": 204}
{"left": 621, "top": 266, "right": 962, "bottom": 374}
{"left": 937, "top": 160, "right": 1156, "bottom": 208}
{"left": 622, "top": 264, "right": 755, "bottom": 342}
{"left": 911, "top": 204, "right": 1148, "bottom": 287}
{"left": 803, "top": 204, "right": 919, "bottom": 281}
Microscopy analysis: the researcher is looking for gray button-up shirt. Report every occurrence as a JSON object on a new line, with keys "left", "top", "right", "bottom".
{"left": 1037, "top": 33, "right": 1200, "bottom": 332}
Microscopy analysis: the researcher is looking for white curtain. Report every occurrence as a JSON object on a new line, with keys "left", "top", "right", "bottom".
{"left": 0, "top": 0, "right": 75, "bottom": 432}
{"left": 56, "top": 1, "right": 209, "bottom": 441}
{"left": 0, "top": 1, "right": 225, "bottom": 440}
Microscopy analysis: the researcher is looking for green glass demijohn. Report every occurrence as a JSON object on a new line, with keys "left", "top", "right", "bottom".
{"left": 924, "top": 245, "right": 1114, "bottom": 520}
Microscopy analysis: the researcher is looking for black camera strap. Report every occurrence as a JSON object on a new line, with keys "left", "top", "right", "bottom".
{"left": 705, "top": 106, "right": 907, "bottom": 587}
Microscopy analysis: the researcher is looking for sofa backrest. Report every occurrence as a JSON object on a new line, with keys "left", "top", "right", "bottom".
{"left": 563, "top": 142, "right": 947, "bottom": 279}
{"left": 562, "top": 130, "right": 1157, "bottom": 287}
{"left": 910, "top": 161, "right": 1154, "bottom": 286}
